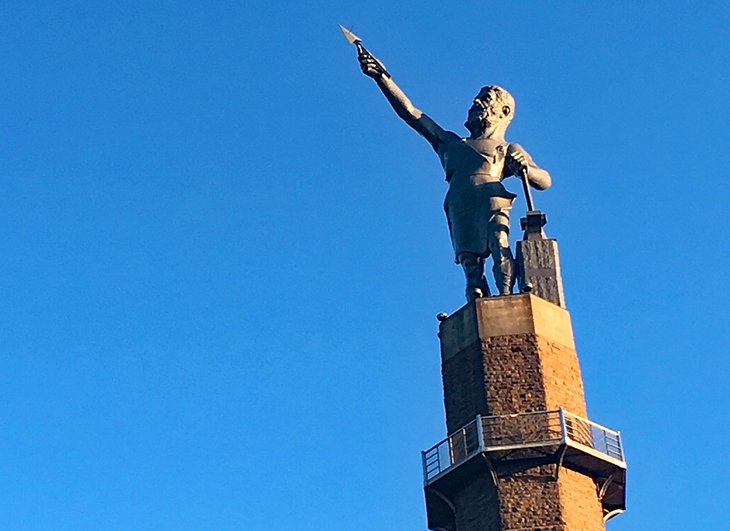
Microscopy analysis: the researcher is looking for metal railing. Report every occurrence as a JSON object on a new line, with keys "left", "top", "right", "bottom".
{"left": 422, "top": 417, "right": 481, "bottom": 484}
{"left": 422, "top": 408, "right": 623, "bottom": 485}
{"left": 481, "top": 409, "right": 564, "bottom": 450}
{"left": 562, "top": 410, "right": 623, "bottom": 461}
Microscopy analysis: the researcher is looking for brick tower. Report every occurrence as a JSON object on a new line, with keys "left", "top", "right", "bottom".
{"left": 421, "top": 214, "right": 626, "bottom": 531}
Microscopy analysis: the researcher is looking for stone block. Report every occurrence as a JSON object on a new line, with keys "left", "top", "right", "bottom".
{"left": 516, "top": 238, "right": 566, "bottom": 308}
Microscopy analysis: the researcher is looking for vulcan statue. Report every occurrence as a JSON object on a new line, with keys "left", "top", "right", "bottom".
{"left": 343, "top": 27, "right": 552, "bottom": 301}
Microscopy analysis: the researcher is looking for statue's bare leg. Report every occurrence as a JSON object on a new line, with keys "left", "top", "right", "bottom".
{"left": 459, "top": 253, "right": 490, "bottom": 301}
{"left": 488, "top": 212, "right": 515, "bottom": 295}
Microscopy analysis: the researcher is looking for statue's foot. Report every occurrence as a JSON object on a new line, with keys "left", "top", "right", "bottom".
{"left": 497, "top": 283, "right": 513, "bottom": 296}
{"left": 467, "top": 288, "right": 484, "bottom": 302}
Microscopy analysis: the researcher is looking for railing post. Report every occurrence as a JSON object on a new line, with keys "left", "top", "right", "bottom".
{"left": 421, "top": 450, "right": 428, "bottom": 485}
{"left": 559, "top": 407, "right": 568, "bottom": 443}
{"left": 448, "top": 433, "right": 455, "bottom": 466}
{"left": 476, "top": 414, "right": 484, "bottom": 451}
{"left": 461, "top": 427, "right": 467, "bottom": 462}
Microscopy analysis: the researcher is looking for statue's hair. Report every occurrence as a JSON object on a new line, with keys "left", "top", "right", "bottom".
{"left": 477, "top": 85, "right": 515, "bottom": 119}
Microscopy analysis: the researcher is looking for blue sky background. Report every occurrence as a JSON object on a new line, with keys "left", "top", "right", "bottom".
{"left": 1, "top": 1, "right": 729, "bottom": 529}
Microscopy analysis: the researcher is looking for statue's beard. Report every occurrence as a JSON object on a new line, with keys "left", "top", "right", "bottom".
{"left": 465, "top": 114, "right": 488, "bottom": 136}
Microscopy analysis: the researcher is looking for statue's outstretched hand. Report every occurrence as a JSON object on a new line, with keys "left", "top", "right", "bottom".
{"left": 358, "top": 48, "right": 386, "bottom": 80}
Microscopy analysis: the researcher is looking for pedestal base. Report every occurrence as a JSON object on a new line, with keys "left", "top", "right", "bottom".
{"left": 425, "top": 294, "right": 608, "bottom": 531}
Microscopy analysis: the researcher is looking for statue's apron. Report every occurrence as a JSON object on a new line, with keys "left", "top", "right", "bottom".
{"left": 438, "top": 138, "right": 516, "bottom": 262}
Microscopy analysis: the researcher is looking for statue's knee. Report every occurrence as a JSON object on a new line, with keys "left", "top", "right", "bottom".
{"left": 495, "top": 232, "right": 510, "bottom": 249}
{"left": 458, "top": 253, "right": 480, "bottom": 267}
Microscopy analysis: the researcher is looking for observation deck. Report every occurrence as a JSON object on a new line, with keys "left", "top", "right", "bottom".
{"left": 422, "top": 409, "right": 626, "bottom": 525}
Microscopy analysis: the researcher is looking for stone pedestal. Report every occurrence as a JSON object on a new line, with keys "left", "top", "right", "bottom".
{"left": 426, "top": 294, "right": 606, "bottom": 531}
{"left": 516, "top": 238, "right": 566, "bottom": 308}
{"left": 516, "top": 210, "right": 566, "bottom": 308}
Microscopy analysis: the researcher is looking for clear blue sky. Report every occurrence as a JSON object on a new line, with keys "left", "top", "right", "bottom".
{"left": 1, "top": 1, "right": 728, "bottom": 529}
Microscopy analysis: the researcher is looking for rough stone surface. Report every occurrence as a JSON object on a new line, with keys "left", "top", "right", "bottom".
{"left": 441, "top": 332, "right": 587, "bottom": 432}
{"left": 496, "top": 464, "right": 563, "bottom": 530}
{"left": 557, "top": 469, "right": 605, "bottom": 531}
{"left": 516, "top": 238, "right": 566, "bottom": 308}
{"left": 452, "top": 474, "right": 501, "bottom": 531}
{"left": 432, "top": 295, "right": 604, "bottom": 531}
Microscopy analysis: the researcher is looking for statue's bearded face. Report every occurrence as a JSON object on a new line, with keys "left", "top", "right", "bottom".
{"left": 465, "top": 86, "right": 514, "bottom": 136}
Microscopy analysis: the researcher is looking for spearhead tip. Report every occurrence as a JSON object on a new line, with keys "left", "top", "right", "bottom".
{"left": 339, "top": 24, "right": 362, "bottom": 45}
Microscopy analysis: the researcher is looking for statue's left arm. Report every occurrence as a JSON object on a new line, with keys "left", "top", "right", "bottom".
{"left": 506, "top": 143, "right": 551, "bottom": 190}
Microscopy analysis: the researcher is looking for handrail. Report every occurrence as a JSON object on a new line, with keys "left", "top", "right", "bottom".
{"left": 561, "top": 409, "right": 624, "bottom": 461}
{"left": 422, "top": 409, "right": 624, "bottom": 485}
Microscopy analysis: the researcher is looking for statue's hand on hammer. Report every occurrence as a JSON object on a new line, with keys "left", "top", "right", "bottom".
{"left": 358, "top": 48, "right": 387, "bottom": 79}
{"left": 506, "top": 146, "right": 529, "bottom": 176}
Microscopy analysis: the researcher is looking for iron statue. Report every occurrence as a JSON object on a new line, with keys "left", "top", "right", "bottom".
{"left": 343, "top": 27, "right": 552, "bottom": 301}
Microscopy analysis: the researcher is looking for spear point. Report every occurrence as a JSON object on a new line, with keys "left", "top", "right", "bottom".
{"left": 339, "top": 24, "right": 362, "bottom": 45}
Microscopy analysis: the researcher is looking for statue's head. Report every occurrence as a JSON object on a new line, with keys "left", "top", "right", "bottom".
{"left": 465, "top": 85, "right": 515, "bottom": 136}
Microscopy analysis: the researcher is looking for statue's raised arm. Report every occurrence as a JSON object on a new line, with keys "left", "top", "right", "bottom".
{"left": 352, "top": 41, "right": 452, "bottom": 150}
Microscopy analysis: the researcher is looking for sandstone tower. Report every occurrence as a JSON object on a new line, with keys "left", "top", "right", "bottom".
{"left": 421, "top": 219, "right": 626, "bottom": 531}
